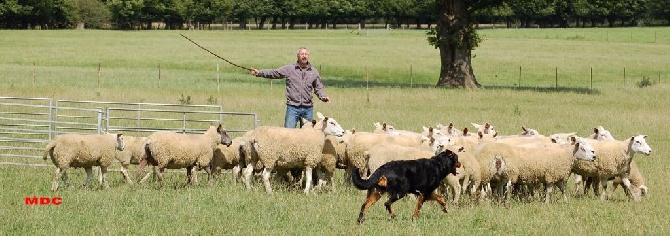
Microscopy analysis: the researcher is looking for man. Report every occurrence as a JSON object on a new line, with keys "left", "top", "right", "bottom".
{"left": 250, "top": 47, "right": 330, "bottom": 128}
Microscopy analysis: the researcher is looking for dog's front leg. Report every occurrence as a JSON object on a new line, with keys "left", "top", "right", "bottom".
{"left": 412, "top": 193, "right": 427, "bottom": 221}
{"left": 427, "top": 192, "right": 449, "bottom": 213}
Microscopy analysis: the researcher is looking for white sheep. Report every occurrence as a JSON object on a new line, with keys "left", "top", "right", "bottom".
{"left": 519, "top": 126, "right": 540, "bottom": 136}
{"left": 471, "top": 122, "right": 495, "bottom": 134}
{"left": 372, "top": 122, "right": 400, "bottom": 135}
{"left": 43, "top": 133, "right": 125, "bottom": 191}
{"left": 139, "top": 124, "right": 233, "bottom": 185}
{"left": 345, "top": 131, "right": 423, "bottom": 178}
{"left": 472, "top": 141, "right": 520, "bottom": 202}
{"left": 211, "top": 136, "right": 247, "bottom": 183}
{"left": 611, "top": 161, "right": 647, "bottom": 198}
{"left": 113, "top": 135, "right": 149, "bottom": 183}
{"left": 574, "top": 126, "right": 616, "bottom": 196}
{"left": 571, "top": 135, "right": 652, "bottom": 202}
{"left": 512, "top": 137, "right": 596, "bottom": 203}
{"left": 365, "top": 137, "right": 445, "bottom": 174}
{"left": 589, "top": 126, "right": 615, "bottom": 140}
{"left": 436, "top": 123, "right": 459, "bottom": 137}
{"left": 241, "top": 114, "right": 345, "bottom": 194}
{"left": 439, "top": 148, "right": 481, "bottom": 204}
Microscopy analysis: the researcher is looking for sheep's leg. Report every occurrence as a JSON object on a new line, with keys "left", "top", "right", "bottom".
{"left": 186, "top": 166, "right": 194, "bottom": 185}
{"left": 202, "top": 165, "right": 213, "bottom": 185}
{"left": 137, "top": 158, "right": 148, "bottom": 182}
{"left": 358, "top": 189, "right": 382, "bottom": 224}
{"left": 242, "top": 163, "right": 254, "bottom": 190}
{"left": 303, "top": 167, "right": 313, "bottom": 194}
{"left": 119, "top": 164, "right": 134, "bottom": 185}
{"left": 83, "top": 167, "right": 94, "bottom": 188}
{"left": 100, "top": 166, "right": 110, "bottom": 189}
{"left": 61, "top": 171, "right": 72, "bottom": 188}
{"left": 157, "top": 167, "right": 165, "bottom": 185}
{"left": 51, "top": 167, "right": 64, "bottom": 191}
{"left": 478, "top": 183, "right": 488, "bottom": 202}
{"left": 599, "top": 177, "right": 609, "bottom": 201}
{"left": 461, "top": 175, "right": 471, "bottom": 195}
{"left": 449, "top": 178, "right": 461, "bottom": 204}
{"left": 232, "top": 164, "right": 241, "bottom": 184}
{"left": 261, "top": 167, "right": 274, "bottom": 194}
{"left": 557, "top": 180, "right": 568, "bottom": 202}
{"left": 139, "top": 166, "right": 155, "bottom": 184}
{"left": 544, "top": 183, "right": 554, "bottom": 204}
{"left": 573, "top": 174, "right": 583, "bottom": 196}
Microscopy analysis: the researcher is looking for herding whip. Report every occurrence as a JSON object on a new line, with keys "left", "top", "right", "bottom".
{"left": 179, "top": 33, "right": 252, "bottom": 71}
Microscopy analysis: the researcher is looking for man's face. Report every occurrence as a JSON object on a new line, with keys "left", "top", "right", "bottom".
{"left": 297, "top": 49, "right": 309, "bottom": 64}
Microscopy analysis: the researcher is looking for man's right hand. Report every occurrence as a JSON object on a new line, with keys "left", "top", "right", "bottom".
{"left": 250, "top": 68, "right": 259, "bottom": 76}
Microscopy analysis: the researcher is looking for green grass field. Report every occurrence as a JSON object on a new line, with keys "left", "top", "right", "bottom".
{"left": 1, "top": 28, "right": 669, "bottom": 235}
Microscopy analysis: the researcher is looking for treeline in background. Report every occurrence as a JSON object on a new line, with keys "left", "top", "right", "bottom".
{"left": 1, "top": 0, "right": 670, "bottom": 30}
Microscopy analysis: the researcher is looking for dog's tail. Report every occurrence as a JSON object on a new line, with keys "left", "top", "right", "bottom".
{"left": 351, "top": 168, "right": 386, "bottom": 190}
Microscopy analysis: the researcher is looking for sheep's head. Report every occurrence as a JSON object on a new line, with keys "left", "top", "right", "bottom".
{"left": 572, "top": 138, "right": 596, "bottom": 162}
{"left": 217, "top": 124, "right": 233, "bottom": 147}
{"left": 593, "top": 126, "right": 615, "bottom": 140}
{"left": 316, "top": 112, "right": 345, "bottom": 137}
{"left": 116, "top": 133, "right": 125, "bottom": 151}
{"left": 520, "top": 126, "right": 540, "bottom": 136}
{"left": 630, "top": 135, "right": 652, "bottom": 156}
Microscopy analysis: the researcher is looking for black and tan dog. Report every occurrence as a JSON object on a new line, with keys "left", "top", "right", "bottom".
{"left": 352, "top": 149, "right": 460, "bottom": 224}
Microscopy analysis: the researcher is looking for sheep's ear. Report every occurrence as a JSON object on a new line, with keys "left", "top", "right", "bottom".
{"left": 117, "top": 133, "right": 123, "bottom": 138}
{"left": 382, "top": 122, "right": 388, "bottom": 131}
{"left": 522, "top": 126, "right": 527, "bottom": 131}
{"left": 317, "top": 112, "right": 325, "bottom": 119}
{"left": 463, "top": 127, "right": 469, "bottom": 136}
{"left": 493, "top": 131, "right": 499, "bottom": 138}
{"left": 593, "top": 128, "right": 599, "bottom": 134}
{"left": 478, "top": 131, "right": 483, "bottom": 139}
{"left": 351, "top": 128, "right": 356, "bottom": 134}
{"left": 311, "top": 119, "right": 317, "bottom": 127}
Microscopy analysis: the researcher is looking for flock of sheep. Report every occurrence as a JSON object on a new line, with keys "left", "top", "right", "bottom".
{"left": 42, "top": 112, "right": 653, "bottom": 205}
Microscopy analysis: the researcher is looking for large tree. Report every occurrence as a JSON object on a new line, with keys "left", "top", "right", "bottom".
{"left": 429, "top": 0, "right": 499, "bottom": 88}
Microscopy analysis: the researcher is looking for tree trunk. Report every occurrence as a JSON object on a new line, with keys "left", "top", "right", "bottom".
{"left": 435, "top": 0, "right": 480, "bottom": 88}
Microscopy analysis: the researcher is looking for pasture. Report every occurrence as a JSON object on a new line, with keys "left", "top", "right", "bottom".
{"left": 1, "top": 28, "right": 669, "bottom": 235}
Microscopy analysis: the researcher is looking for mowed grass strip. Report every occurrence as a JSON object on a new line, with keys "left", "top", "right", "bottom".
{"left": 0, "top": 28, "right": 669, "bottom": 234}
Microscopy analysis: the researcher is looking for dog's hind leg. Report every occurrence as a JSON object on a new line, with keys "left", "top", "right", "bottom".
{"left": 384, "top": 194, "right": 402, "bottom": 219}
{"left": 358, "top": 189, "right": 382, "bottom": 224}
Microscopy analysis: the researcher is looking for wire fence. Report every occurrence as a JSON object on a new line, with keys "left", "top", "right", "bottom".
{"left": 0, "top": 96, "right": 257, "bottom": 167}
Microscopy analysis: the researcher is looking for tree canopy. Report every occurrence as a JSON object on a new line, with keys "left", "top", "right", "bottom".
{"left": 1, "top": 0, "right": 668, "bottom": 29}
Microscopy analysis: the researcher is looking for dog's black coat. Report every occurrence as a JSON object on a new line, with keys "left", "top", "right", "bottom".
{"left": 352, "top": 149, "right": 460, "bottom": 223}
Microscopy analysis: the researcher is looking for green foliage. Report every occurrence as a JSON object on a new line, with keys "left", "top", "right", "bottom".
{"left": 206, "top": 95, "right": 217, "bottom": 105}
{"left": 179, "top": 94, "right": 192, "bottom": 105}
{"left": 566, "top": 34, "right": 585, "bottom": 40}
{"left": 636, "top": 76, "right": 655, "bottom": 88}
{"left": 427, "top": 25, "right": 482, "bottom": 51}
{"left": 71, "top": 0, "right": 111, "bottom": 29}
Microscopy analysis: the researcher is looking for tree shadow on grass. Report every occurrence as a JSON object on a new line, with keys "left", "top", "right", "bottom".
{"left": 482, "top": 85, "right": 600, "bottom": 94}
{"left": 325, "top": 79, "right": 600, "bottom": 94}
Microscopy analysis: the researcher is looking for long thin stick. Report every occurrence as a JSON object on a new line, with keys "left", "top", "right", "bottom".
{"left": 179, "top": 33, "right": 251, "bottom": 71}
